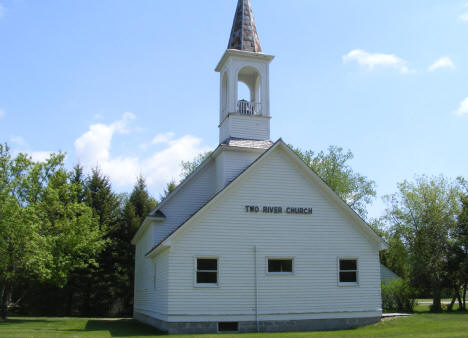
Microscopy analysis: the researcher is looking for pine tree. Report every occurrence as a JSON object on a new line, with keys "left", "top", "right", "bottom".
{"left": 115, "top": 176, "right": 157, "bottom": 314}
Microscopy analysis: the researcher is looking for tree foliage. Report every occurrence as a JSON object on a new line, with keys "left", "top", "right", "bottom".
{"left": 0, "top": 144, "right": 105, "bottom": 319}
{"left": 116, "top": 176, "right": 157, "bottom": 313}
{"left": 160, "top": 180, "right": 177, "bottom": 202}
{"left": 291, "top": 145, "right": 376, "bottom": 218}
{"left": 180, "top": 151, "right": 212, "bottom": 179}
{"left": 384, "top": 175, "right": 462, "bottom": 312}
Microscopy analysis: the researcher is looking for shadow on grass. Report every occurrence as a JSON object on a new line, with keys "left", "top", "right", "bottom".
{"left": 67, "top": 319, "right": 167, "bottom": 337}
{"left": 0, "top": 318, "right": 50, "bottom": 325}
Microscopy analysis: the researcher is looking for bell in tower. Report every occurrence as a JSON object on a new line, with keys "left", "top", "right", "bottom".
{"left": 215, "top": 0, "right": 274, "bottom": 144}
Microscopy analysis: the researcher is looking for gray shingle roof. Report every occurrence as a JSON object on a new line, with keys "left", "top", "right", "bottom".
{"left": 228, "top": 0, "right": 262, "bottom": 53}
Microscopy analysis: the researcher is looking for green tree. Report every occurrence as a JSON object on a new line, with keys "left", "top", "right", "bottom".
{"left": 160, "top": 180, "right": 177, "bottom": 202}
{"left": 291, "top": 145, "right": 376, "bottom": 218}
{"left": 384, "top": 175, "right": 461, "bottom": 312}
{"left": 0, "top": 144, "right": 105, "bottom": 319}
{"left": 80, "top": 168, "right": 121, "bottom": 315}
{"left": 370, "top": 218, "right": 410, "bottom": 279}
{"left": 180, "top": 151, "right": 212, "bottom": 179}
{"left": 451, "top": 177, "right": 468, "bottom": 310}
{"left": 117, "top": 176, "right": 157, "bottom": 314}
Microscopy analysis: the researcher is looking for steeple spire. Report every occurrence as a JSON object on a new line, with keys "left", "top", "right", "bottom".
{"left": 228, "top": 0, "right": 262, "bottom": 53}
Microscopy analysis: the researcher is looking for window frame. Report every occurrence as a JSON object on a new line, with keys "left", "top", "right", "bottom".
{"left": 194, "top": 257, "right": 219, "bottom": 288}
{"left": 337, "top": 257, "right": 359, "bottom": 286}
{"left": 266, "top": 257, "right": 295, "bottom": 275}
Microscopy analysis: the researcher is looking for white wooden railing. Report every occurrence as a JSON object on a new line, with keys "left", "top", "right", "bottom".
{"left": 237, "top": 100, "right": 262, "bottom": 115}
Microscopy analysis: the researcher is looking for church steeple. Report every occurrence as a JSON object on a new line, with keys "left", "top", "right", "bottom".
{"left": 228, "top": 0, "right": 262, "bottom": 53}
{"left": 215, "top": 0, "right": 274, "bottom": 144}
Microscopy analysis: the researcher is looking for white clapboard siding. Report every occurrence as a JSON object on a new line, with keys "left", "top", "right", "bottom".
{"left": 216, "top": 149, "right": 261, "bottom": 190}
{"left": 135, "top": 148, "right": 263, "bottom": 319}
{"left": 166, "top": 146, "right": 381, "bottom": 321}
{"left": 227, "top": 114, "right": 270, "bottom": 141}
{"left": 134, "top": 225, "right": 169, "bottom": 320}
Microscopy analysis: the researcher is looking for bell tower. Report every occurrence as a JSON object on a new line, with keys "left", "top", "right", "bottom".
{"left": 215, "top": 0, "right": 274, "bottom": 144}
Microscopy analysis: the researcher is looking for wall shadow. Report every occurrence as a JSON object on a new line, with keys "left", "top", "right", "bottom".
{"left": 79, "top": 319, "right": 166, "bottom": 337}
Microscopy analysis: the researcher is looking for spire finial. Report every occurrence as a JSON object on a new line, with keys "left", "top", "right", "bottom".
{"left": 227, "top": 0, "right": 262, "bottom": 53}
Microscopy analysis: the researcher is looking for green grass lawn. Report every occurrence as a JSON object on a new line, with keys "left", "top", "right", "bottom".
{"left": 1, "top": 312, "right": 468, "bottom": 338}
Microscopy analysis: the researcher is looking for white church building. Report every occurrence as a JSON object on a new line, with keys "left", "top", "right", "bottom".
{"left": 132, "top": 0, "right": 387, "bottom": 334}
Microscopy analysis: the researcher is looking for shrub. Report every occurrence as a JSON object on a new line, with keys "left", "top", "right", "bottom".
{"left": 381, "top": 279, "right": 416, "bottom": 312}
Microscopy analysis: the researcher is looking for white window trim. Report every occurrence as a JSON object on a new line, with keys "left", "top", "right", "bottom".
{"left": 265, "top": 257, "right": 295, "bottom": 275}
{"left": 337, "top": 257, "right": 359, "bottom": 287}
{"left": 194, "top": 256, "right": 220, "bottom": 288}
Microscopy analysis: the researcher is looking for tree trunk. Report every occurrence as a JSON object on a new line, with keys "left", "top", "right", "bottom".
{"left": 463, "top": 282, "right": 467, "bottom": 312}
{"left": 0, "top": 286, "right": 9, "bottom": 320}
{"left": 457, "top": 292, "right": 463, "bottom": 312}
{"left": 432, "top": 286, "right": 442, "bottom": 312}
{"left": 448, "top": 292, "right": 457, "bottom": 312}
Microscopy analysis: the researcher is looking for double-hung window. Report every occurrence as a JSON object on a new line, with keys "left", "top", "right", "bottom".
{"left": 339, "top": 258, "right": 358, "bottom": 285}
{"left": 196, "top": 258, "right": 218, "bottom": 286}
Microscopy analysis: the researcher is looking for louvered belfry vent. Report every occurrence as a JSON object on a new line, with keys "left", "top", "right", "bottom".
{"left": 227, "top": 0, "right": 262, "bottom": 53}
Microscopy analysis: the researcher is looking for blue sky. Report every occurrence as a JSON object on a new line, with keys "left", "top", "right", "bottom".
{"left": 0, "top": 0, "right": 467, "bottom": 218}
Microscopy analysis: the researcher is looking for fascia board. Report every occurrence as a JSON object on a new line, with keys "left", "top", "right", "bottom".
{"left": 146, "top": 244, "right": 170, "bottom": 259}
{"left": 215, "top": 49, "right": 275, "bottom": 72}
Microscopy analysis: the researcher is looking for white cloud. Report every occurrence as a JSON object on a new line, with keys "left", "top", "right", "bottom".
{"left": 343, "top": 49, "right": 410, "bottom": 74}
{"left": 8, "top": 137, "right": 54, "bottom": 162}
{"left": 152, "top": 132, "right": 175, "bottom": 145}
{"left": 428, "top": 57, "right": 456, "bottom": 72}
{"left": 29, "top": 151, "right": 54, "bottom": 162}
{"left": 9, "top": 136, "right": 27, "bottom": 147}
{"left": 0, "top": 4, "right": 5, "bottom": 19}
{"left": 74, "top": 113, "right": 210, "bottom": 190}
{"left": 143, "top": 134, "right": 210, "bottom": 189}
{"left": 0, "top": 109, "right": 4, "bottom": 118}
{"left": 454, "top": 97, "right": 468, "bottom": 116}
{"left": 74, "top": 112, "right": 135, "bottom": 168}
{"left": 459, "top": 3, "right": 468, "bottom": 21}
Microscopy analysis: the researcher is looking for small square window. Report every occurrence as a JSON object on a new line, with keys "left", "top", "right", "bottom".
{"left": 196, "top": 258, "right": 218, "bottom": 285}
{"left": 339, "top": 259, "right": 358, "bottom": 284}
{"left": 268, "top": 258, "right": 293, "bottom": 273}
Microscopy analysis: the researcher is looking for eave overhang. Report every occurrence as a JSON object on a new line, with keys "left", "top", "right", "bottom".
{"left": 215, "top": 49, "right": 274, "bottom": 72}
{"left": 131, "top": 215, "right": 166, "bottom": 245}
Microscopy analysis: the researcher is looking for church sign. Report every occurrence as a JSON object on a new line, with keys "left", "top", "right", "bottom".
{"left": 245, "top": 205, "right": 313, "bottom": 215}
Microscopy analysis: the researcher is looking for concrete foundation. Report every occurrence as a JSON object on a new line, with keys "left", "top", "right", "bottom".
{"left": 134, "top": 311, "right": 381, "bottom": 335}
